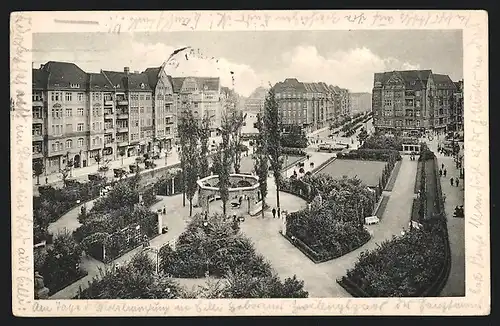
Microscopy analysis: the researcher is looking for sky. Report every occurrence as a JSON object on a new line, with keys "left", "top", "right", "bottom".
{"left": 32, "top": 30, "right": 463, "bottom": 97}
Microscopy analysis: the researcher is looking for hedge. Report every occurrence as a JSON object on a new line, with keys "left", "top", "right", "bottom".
{"left": 339, "top": 148, "right": 452, "bottom": 297}
{"left": 336, "top": 149, "right": 402, "bottom": 162}
{"left": 158, "top": 214, "right": 274, "bottom": 279}
{"left": 282, "top": 147, "right": 307, "bottom": 156}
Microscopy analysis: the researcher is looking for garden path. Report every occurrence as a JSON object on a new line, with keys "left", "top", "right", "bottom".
{"left": 424, "top": 137, "right": 466, "bottom": 297}
{"left": 48, "top": 199, "right": 97, "bottom": 236}
{"left": 49, "top": 194, "right": 194, "bottom": 299}
{"left": 240, "top": 155, "right": 417, "bottom": 297}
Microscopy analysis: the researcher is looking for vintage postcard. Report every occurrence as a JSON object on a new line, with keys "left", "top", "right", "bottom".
{"left": 11, "top": 10, "right": 489, "bottom": 316}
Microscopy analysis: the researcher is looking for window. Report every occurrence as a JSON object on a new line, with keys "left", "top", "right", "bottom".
{"left": 92, "top": 122, "right": 96, "bottom": 131}
{"left": 65, "top": 124, "right": 72, "bottom": 133}
{"left": 66, "top": 139, "right": 73, "bottom": 149}
{"left": 65, "top": 108, "right": 72, "bottom": 117}
{"left": 416, "top": 120, "right": 421, "bottom": 127}
{"left": 33, "top": 107, "right": 42, "bottom": 119}
{"left": 51, "top": 92, "right": 61, "bottom": 101}
{"left": 78, "top": 93, "right": 84, "bottom": 102}
{"left": 65, "top": 93, "right": 73, "bottom": 102}
{"left": 32, "top": 124, "right": 42, "bottom": 136}
{"left": 33, "top": 143, "right": 42, "bottom": 154}
{"left": 77, "top": 123, "right": 84, "bottom": 131}
{"left": 145, "top": 94, "right": 151, "bottom": 100}
{"left": 51, "top": 108, "right": 62, "bottom": 118}
{"left": 77, "top": 108, "right": 84, "bottom": 116}
{"left": 70, "top": 83, "right": 80, "bottom": 88}
{"left": 77, "top": 138, "right": 84, "bottom": 147}
{"left": 416, "top": 100, "right": 420, "bottom": 107}
{"left": 384, "top": 99, "right": 392, "bottom": 107}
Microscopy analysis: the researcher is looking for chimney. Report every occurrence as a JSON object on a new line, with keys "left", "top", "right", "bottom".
{"left": 124, "top": 67, "right": 130, "bottom": 74}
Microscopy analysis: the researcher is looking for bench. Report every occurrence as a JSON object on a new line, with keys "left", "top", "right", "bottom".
{"left": 364, "top": 216, "right": 380, "bottom": 225}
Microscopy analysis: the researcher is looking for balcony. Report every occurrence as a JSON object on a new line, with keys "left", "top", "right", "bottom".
{"left": 32, "top": 100, "right": 43, "bottom": 107}
{"left": 105, "top": 127, "right": 114, "bottom": 133}
{"left": 104, "top": 112, "right": 114, "bottom": 119}
{"left": 116, "top": 112, "right": 129, "bottom": 119}
{"left": 117, "top": 100, "right": 129, "bottom": 106}
{"left": 33, "top": 152, "right": 44, "bottom": 159}
{"left": 33, "top": 134, "right": 43, "bottom": 142}
{"left": 117, "top": 141, "right": 128, "bottom": 147}
{"left": 33, "top": 117, "right": 43, "bottom": 124}
{"left": 117, "top": 127, "right": 128, "bottom": 133}
{"left": 104, "top": 100, "right": 114, "bottom": 106}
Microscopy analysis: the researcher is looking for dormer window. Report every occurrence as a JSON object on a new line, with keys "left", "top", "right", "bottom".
{"left": 116, "top": 84, "right": 120, "bottom": 88}
{"left": 70, "top": 83, "right": 80, "bottom": 88}
{"left": 140, "top": 83, "right": 145, "bottom": 89}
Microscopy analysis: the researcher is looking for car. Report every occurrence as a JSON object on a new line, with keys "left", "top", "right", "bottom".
{"left": 318, "top": 143, "right": 333, "bottom": 152}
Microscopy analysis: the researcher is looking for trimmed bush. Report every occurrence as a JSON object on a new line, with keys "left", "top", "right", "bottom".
{"left": 336, "top": 149, "right": 402, "bottom": 162}
{"left": 343, "top": 223, "right": 446, "bottom": 297}
{"left": 282, "top": 147, "right": 307, "bottom": 156}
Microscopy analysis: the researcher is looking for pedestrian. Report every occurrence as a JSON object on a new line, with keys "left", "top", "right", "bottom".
{"left": 450, "top": 177, "right": 454, "bottom": 186}
{"left": 45, "top": 176, "right": 48, "bottom": 184}
{"left": 443, "top": 169, "right": 447, "bottom": 177}
{"left": 439, "top": 169, "right": 442, "bottom": 177}
{"left": 272, "top": 208, "right": 276, "bottom": 219}
{"left": 277, "top": 208, "right": 281, "bottom": 219}
{"left": 455, "top": 178, "right": 459, "bottom": 187}
{"left": 163, "top": 206, "right": 166, "bottom": 215}
{"left": 441, "top": 163, "right": 444, "bottom": 170}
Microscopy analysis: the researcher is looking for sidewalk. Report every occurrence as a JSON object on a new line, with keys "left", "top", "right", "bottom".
{"left": 49, "top": 194, "right": 192, "bottom": 299}
{"left": 35, "top": 149, "right": 181, "bottom": 189}
{"left": 436, "top": 155, "right": 465, "bottom": 297}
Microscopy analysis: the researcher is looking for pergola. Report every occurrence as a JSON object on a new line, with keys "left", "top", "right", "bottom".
{"left": 197, "top": 174, "right": 261, "bottom": 214}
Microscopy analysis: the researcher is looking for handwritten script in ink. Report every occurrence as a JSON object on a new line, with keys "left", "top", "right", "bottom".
{"left": 465, "top": 19, "right": 488, "bottom": 303}
{"left": 11, "top": 12, "right": 33, "bottom": 313}
{"left": 103, "top": 11, "right": 473, "bottom": 34}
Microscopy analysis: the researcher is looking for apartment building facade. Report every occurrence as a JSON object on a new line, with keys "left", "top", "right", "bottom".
{"left": 450, "top": 80, "right": 464, "bottom": 132}
{"left": 372, "top": 69, "right": 458, "bottom": 136}
{"left": 273, "top": 78, "right": 350, "bottom": 133}
{"left": 350, "top": 92, "right": 372, "bottom": 115}
{"left": 32, "top": 61, "right": 178, "bottom": 174}
{"left": 244, "top": 87, "right": 268, "bottom": 113}
{"left": 172, "top": 77, "right": 222, "bottom": 138}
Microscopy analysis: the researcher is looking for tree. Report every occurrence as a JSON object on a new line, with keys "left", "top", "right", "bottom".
{"left": 33, "top": 160, "right": 45, "bottom": 185}
{"left": 281, "top": 125, "right": 308, "bottom": 148}
{"left": 229, "top": 110, "right": 245, "bottom": 174}
{"left": 217, "top": 115, "right": 235, "bottom": 217}
{"left": 263, "top": 88, "right": 283, "bottom": 213}
{"left": 198, "top": 113, "right": 211, "bottom": 178}
{"left": 253, "top": 112, "right": 269, "bottom": 218}
{"left": 178, "top": 108, "right": 200, "bottom": 215}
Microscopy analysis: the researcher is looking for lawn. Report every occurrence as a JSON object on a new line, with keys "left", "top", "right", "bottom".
{"left": 317, "top": 159, "right": 387, "bottom": 188}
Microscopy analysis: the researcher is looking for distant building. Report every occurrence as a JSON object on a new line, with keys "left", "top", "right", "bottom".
{"left": 171, "top": 76, "right": 222, "bottom": 139}
{"left": 450, "top": 80, "right": 464, "bottom": 132}
{"left": 244, "top": 86, "right": 268, "bottom": 113}
{"left": 272, "top": 78, "right": 350, "bottom": 133}
{"left": 372, "top": 69, "right": 457, "bottom": 136}
{"left": 350, "top": 92, "right": 372, "bottom": 115}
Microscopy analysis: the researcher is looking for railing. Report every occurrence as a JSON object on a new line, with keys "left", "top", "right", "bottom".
{"left": 117, "top": 100, "right": 129, "bottom": 106}
{"left": 117, "top": 141, "right": 128, "bottom": 147}
{"left": 104, "top": 100, "right": 114, "bottom": 106}
{"left": 116, "top": 127, "right": 128, "bottom": 133}
{"left": 117, "top": 113, "right": 129, "bottom": 119}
